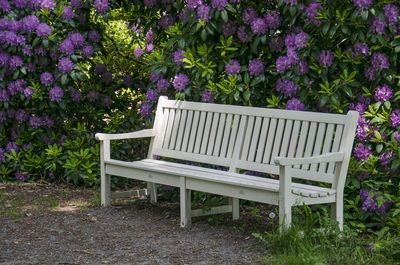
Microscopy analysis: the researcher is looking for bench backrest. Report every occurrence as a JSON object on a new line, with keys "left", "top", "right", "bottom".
{"left": 150, "top": 97, "right": 358, "bottom": 190}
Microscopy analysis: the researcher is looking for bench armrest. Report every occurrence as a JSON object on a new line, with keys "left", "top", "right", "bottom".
{"left": 95, "top": 129, "right": 156, "bottom": 141}
{"left": 274, "top": 152, "right": 344, "bottom": 166}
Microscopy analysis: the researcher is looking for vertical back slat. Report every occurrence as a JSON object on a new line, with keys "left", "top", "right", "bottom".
{"left": 226, "top": 115, "right": 240, "bottom": 158}
{"left": 241, "top": 116, "right": 255, "bottom": 161}
{"left": 327, "top": 124, "right": 344, "bottom": 173}
{"left": 213, "top": 113, "right": 226, "bottom": 156}
{"left": 301, "top": 121, "right": 317, "bottom": 170}
{"left": 163, "top": 108, "right": 175, "bottom": 149}
{"left": 194, "top": 111, "right": 207, "bottom": 153}
{"left": 248, "top": 116, "right": 262, "bottom": 162}
{"left": 207, "top": 112, "right": 220, "bottom": 155}
{"left": 200, "top": 112, "right": 213, "bottom": 154}
{"left": 310, "top": 123, "right": 326, "bottom": 171}
{"left": 269, "top": 119, "right": 286, "bottom": 164}
{"left": 287, "top": 120, "right": 301, "bottom": 158}
{"left": 153, "top": 107, "right": 169, "bottom": 150}
{"left": 220, "top": 114, "right": 233, "bottom": 158}
{"left": 255, "top": 118, "right": 269, "bottom": 163}
{"left": 229, "top": 115, "right": 248, "bottom": 171}
{"left": 263, "top": 118, "right": 278, "bottom": 164}
{"left": 175, "top": 109, "right": 187, "bottom": 151}
{"left": 181, "top": 110, "right": 194, "bottom": 152}
{"left": 187, "top": 111, "right": 200, "bottom": 153}
{"left": 279, "top": 119, "right": 293, "bottom": 157}
{"left": 169, "top": 109, "right": 181, "bottom": 149}
{"left": 294, "top": 121, "right": 309, "bottom": 169}
{"left": 319, "top": 123, "right": 335, "bottom": 173}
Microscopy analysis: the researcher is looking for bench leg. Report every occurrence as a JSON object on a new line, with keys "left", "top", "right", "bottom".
{"left": 331, "top": 199, "right": 343, "bottom": 231}
{"left": 230, "top": 198, "right": 240, "bottom": 220}
{"left": 148, "top": 182, "right": 158, "bottom": 203}
{"left": 180, "top": 177, "right": 191, "bottom": 227}
{"left": 279, "top": 202, "right": 291, "bottom": 232}
{"left": 101, "top": 173, "right": 111, "bottom": 207}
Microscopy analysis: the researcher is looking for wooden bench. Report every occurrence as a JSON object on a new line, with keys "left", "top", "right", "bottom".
{"left": 96, "top": 96, "right": 358, "bottom": 230}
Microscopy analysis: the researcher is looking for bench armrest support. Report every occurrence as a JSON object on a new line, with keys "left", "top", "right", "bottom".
{"left": 95, "top": 129, "right": 156, "bottom": 141}
{"left": 274, "top": 152, "right": 344, "bottom": 166}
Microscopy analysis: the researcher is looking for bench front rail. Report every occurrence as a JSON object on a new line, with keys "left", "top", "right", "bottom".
{"left": 96, "top": 96, "right": 358, "bottom": 230}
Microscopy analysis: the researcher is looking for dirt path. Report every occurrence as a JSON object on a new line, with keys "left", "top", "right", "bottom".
{"left": 0, "top": 183, "right": 267, "bottom": 265}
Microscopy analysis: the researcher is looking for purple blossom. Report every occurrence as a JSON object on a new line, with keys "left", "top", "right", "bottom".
{"left": 286, "top": 98, "right": 306, "bottom": 111}
{"left": 287, "top": 49, "right": 299, "bottom": 65}
{"left": 285, "top": 33, "right": 296, "bottom": 50}
{"left": 87, "top": 91, "right": 100, "bottom": 101}
{"left": 237, "top": 26, "right": 249, "bottom": 43}
{"left": 157, "top": 79, "right": 170, "bottom": 92}
{"left": 29, "top": 116, "right": 42, "bottom": 128}
{"left": 269, "top": 37, "right": 284, "bottom": 52}
{"left": 299, "top": 59, "right": 309, "bottom": 75}
{"left": 146, "top": 89, "right": 158, "bottom": 103}
{"left": 144, "top": 0, "right": 157, "bottom": 8}
{"left": 24, "top": 87, "right": 35, "bottom": 99}
{"left": 146, "top": 30, "right": 154, "bottom": 43}
{"left": 82, "top": 45, "right": 94, "bottom": 58}
{"left": 197, "top": 4, "right": 211, "bottom": 22}
{"left": 276, "top": 56, "right": 290, "bottom": 74}
{"left": 305, "top": 1, "right": 323, "bottom": 26}
{"left": 159, "top": 14, "right": 175, "bottom": 29}
{"left": 380, "top": 151, "right": 393, "bottom": 166}
{"left": 174, "top": 49, "right": 185, "bottom": 66}
{"left": 383, "top": 4, "right": 399, "bottom": 26}
{"left": 140, "top": 103, "right": 152, "bottom": 117}
{"left": 0, "top": 111, "right": 6, "bottom": 122}
{"left": 0, "top": 89, "right": 9, "bottom": 102}
{"left": 146, "top": 43, "right": 154, "bottom": 52}
{"left": 7, "top": 20, "right": 23, "bottom": 32}
{"left": 101, "top": 95, "right": 112, "bottom": 107}
{"left": 101, "top": 72, "right": 113, "bottom": 84}
{"left": 40, "top": 72, "right": 54, "bottom": 86}
{"left": 353, "top": 0, "right": 372, "bottom": 10}
{"left": 371, "top": 53, "right": 389, "bottom": 71}
{"left": 41, "top": 0, "right": 55, "bottom": 10}
{"left": 22, "top": 45, "right": 32, "bottom": 56}
{"left": 187, "top": 0, "right": 202, "bottom": 9}
{"left": 264, "top": 11, "right": 281, "bottom": 29}
{"left": 242, "top": 8, "right": 257, "bottom": 25}
{"left": 71, "top": 0, "right": 83, "bottom": 8}
{"left": 49, "top": 86, "right": 64, "bottom": 102}
{"left": 58, "top": 57, "right": 74, "bottom": 73}
{"left": 276, "top": 78, "right": 298, "bottom": 97}
{"left": 319, "top": 50, "right": 334, "bottom": 67}
{"left": 15, "top": 170, "right": 30, "bottom": 182}
{"left": 70, "top": 88, "right": 82, "bottom": 102}
{"left": 354, "top": 144, "right": 372, "bottom": 161}
{"left": 369, "top": 16, "right": 386, "bottom": 34}
{"left": 374, "top": 84, "right": 392, "bottom": 102}
{"left": 88, "top": 30, "right": 100, "bottom": 43}
{"left": 364, "top": 67, "right": 376, "bottom": 81}
{"left": 6, "top": 142, "right": 19, "bottom": 155}
{"left": 248, "top": 59, "right": 264, "bottom": 76}
{"left": 0, "top": 148, "right": 4, "bottom": 161}
{"left": 36, "top": 23, "right": 51, "bottom": 38}
{"left": 295, "top": 32, "right": 309, "bottom": 49}
{"left": 61, "top": 6, "right": 75, "bottom": 20}
{"left": 68, "top": 32, "right": 85, "bottom": 48}
{"left": 201, "top": 91, "right": 214, "bottom": 103}
{"left": 15, "top": 109, "right": 29, "bottom": 123}
{"left": 284, "top": 0, "right": 297, "bottom": 5}
{"left": 390, "top": 109, "right": 400, "bottom": 127}
{"left": 357, "top": 172, "right": 370, "bottom": 181}
{"left": 173, "top": 73, "right": 190, "bottom": 91}
{"left": 34, "top": 45, "right": 46, "bottom": 56}
{"left": 353, "top": 43, "right": 369, "bottom": 56}
{"left": 225, "top": 59, "right": 240, "bottom": 75}
{"left": 394, "top": 132, "right": 400, "bottom": 142}
{"left": 350, "top": 102, "right": 367, "bottom": 115}
{"left": 29, "top": 0, "right": 41, "bottom": 9}
{"left": 9, "top": 56, "right": 23, "bottom": 70}
{"left": 356, "top": 116, "right": 371, "bottom": 142}
{"left": 134, "top": 47, "right": 143, "bottom": 57}
{"left": 0, "top": 0, "right": 10, "bottom": 12}
{"left": 251, "top": 18, "right": 267, "bottom": 35}
{"left": 150, "top": 71, "right": 163, "bottom": 82}
{"left": 23, "top": 15, "right": 40, "bottom": 32}
{"left": 94, "top": 0, "right": 110, "bottom": 13}
{"left": 211, "top": 0, "right": 227, "bottom": 10}
{"left": 60, "top": 39, "right": 74, "bottom": 54}
{"left": 222, "top": 20, "right": 237, "bottom": 37}
{"left": 0, "top": 52, "right": 10, "bottom": 67}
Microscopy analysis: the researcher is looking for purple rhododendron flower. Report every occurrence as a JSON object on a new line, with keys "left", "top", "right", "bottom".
{"left": 284, "top": 0, "right": 297, "bottom": 6}
{"left": 383, "top": 4, "right": 399, "bottom": 26}
{"left": 159, "top": 14, "right": 175, "bottom": 29}
{"left": 49, "top": 86, "right": 64, "bottom": 102}
{"left": 276, "top": 56, "right": 290, "bottom": 74}
{"left": 40, "top": 72, "right": 54, "bottom": 86}
{"left": 140, "top": 103, "right": 152, "bottom": 117}
{"left": 41, "top": 0, "right": 55, "bottom": 10}
{"left": 24, "top": 87, "right": 35, "bottom": 99}
{"left": 58, "top": 57, "right": 74, "bottom": 73}
{"left": 356, "top": 117, "right": 371, "bottom": 142}
{"left": 15, "top": 109, "right": 29, "bottom": 123}
{"left": 201, "top": 91, "right": 214, "bottom": 103}
{"left": 70, "top": 88, "right": 82, "bottom": 102}
{"left": 248, "top": 59, "right": 264, "bottom": 76}
{"left": 94, "top": 64, "right": 107, "bottom": 74}
{"left": 286, "top": 98, "right": 305, "bottom": 111}
{"left": 353, "top": 0, "right": 372, "bottom": 10}
{"left": 144, "top": 0, "right": 157, "bottom": 8}
{"left": 237, "top": 26, "right": 249, "bottom": 43}
{"left": 319, "top": 50, "right": 334, "bottom": 67}
{"left": 211, "top": 0, "right": 227, "bottom": 10}
{"left": 371, "top": 53, "right": 389, "bottom": 71}
{"left": 225, "top": 59, "right": 240, "bottom": 75}
{"left": 0, "top": 111, "right": 6, "bottom": 122}
{"left": 150, "top": 71, "right": 163, "bottom": 82}
{"left": 36, "top": 23, "right": 51, "bottom": 38}
{"left": 374, "top": 84, "right": 392, "bottom": 102}
{"left": 61, "top": 6, "right": 75, "bottom": 20}
{"left": 87, "top": 91, "right": 100, "bottom": 101}
{"left": 88, "top": 30, "right": 100, "bottom": 43}
{"left": 174, "top": 50, "right": 185, "bottom": 66}
{"left": 23, "top": 15, "right": 40, "bottom": 33}
{"left": 0, "top": 89, "right": 10, "bottom": 102}
{"left": 9, "top": 56, "right": 23, "bottom": 70}
{"left": 222, "top": 20, "right": 237, "bottom": 37}
{"left": 71, "top": 0, "right": 83, "bottom": 8}
{"left": 276, "top": 78, "right": 298, "bottom": 97}
{"left": 264, "top": 10, "right": 281, "bottom": 29}
{"left": 197, "top": 4, "right": 211, "bottom": 21}
{"left": 6, "top": 142, "right": 19, "bottom": 154}
{"left": 68, "top": 32, "right": 85, "bottom": 48}
{"left": 369, "top": 16, "right": 386, "bottom": 34}
{"left": 0, "top": 148, "right": 4, "bottom": 161}
{"left": 285, "top": 33, "right": 296, "bottom": 50}
{"left": 390, "top": 110, "right": 400, "bottom": 128}
{"left": 187, "top": 0, "right": 202, "bottom": 9}
{"left": 157, "top": 79, "right": 170, "bottom": 92}
{"left": 146, "top": 43, "right": 154, "bottom": 53}
{"left": 15, "top": 170, "right": 30, "bottom": 182}
{"left": 146, "top": 30, "right": 154, "bottom": 43}
{"left": 146, "top": 89, "right": 158, "bottom": 103}
{"left": 287, "top": 49, "right": 299, "bottom": 65}
{"left": 353, "top": 43, "right": 369, "bottom": 56}
{"left": 354, "top": 144, "right": 372, "bottom": 160}
{"left": 173, "top": 73, "right": 190, "bottom": 91}
{"left": 299, "top": 59, "right": 309, "bottom": 75}
{"left": 82, "top": 45, "right": 94, "bottom": 58}
{"left": 251, "top": 18, "right": 267, "bottom": 35}
{"left": 101, "top": 72, "right": 113, "bottom": 84}
{"left": 305, "top": 1, "right": 323, "bottom": 26}
{"left": 269, "top": 37, "right": 284, "bottom": 52}
{"left": 295, "top": 32, "right": 309, "bottom": 49}
{"left": 94, "top": 0, "right": 110, "bottom": 13}
{"left": 364, "top": 67, "right": 375, "bottom": 81}
{"left": 134, "top": 47, "right": 143, "bottom": 57}
{"left": 14, "top": 0, "right": 27, "bottom": 8}
{"left": 380, "top": 151, "right": 393, "bottom": 166}
{"left": 60, "top": 39, "right": 74, "bottom": 54}
{"left": 242, "top": 7, "right": 257, "bottom": 25}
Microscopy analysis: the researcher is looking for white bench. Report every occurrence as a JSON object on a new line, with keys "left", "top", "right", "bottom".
{"left": 96, "top": 96, "right": 358, "bottom": 230}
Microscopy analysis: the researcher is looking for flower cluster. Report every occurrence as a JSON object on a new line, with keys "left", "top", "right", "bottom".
{"left": 360, "top": 189, "right": 391, "bottom": 215}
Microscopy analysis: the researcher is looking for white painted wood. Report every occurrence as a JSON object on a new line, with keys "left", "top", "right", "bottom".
{"left": 148, "top": 182, "right": 157, "bottom": 203}
{"left": 270, "top": 119, "right": 286, "bottom": 164}
{"left": 194, "top": 111, "right": 206, "bottom": 154}
{"left": 231, "top": 198, "right": 240, "bottom": 220}
{"left": 301, "top": 121, "right": 317, "bottom": 170}
{"left": 229, "top": 115, "right": 248, "bottom": 170}
{"left": 213, "top": 113, "right": 226, "bottom": 156}
{"left": 319, "top": 123, "right": 335, "bottom": 173}
{"left": 100, "top": 140, "right": 110, "bottom": 206}
{"left": 187, "top": 110, "right": 200, "bottom": 153}
{"left": 275, "top": 152, "right": 344, "bottom": 166}
{"left": 95, "top": 129, "right": 156, "bottom": 141}
{"left": 180, "top": 177, "right": 191, "bottom": 227}
{"left": 279, "top": 165, "right": 292, "bottom": 231}
{"left": 151, "top": 107, "right": 170, "bottom": 153}
{"left": 220, "top": 114, "right": 233, "bottom": 158}
{"left": 294, "top": 121, "right": 309, "bottom": 169}
{"left": 310, "top": 123, "right": 326, "bottom": 172}
{"left": 263, "top": 118, "right": 277, "bottom": 164}
{"left": 191, "top": 205, "right": 232, "bottom": 217}
{"left": 163, "top": 108, "right": 175, "bottom": 149}
{"left": 255, "top": 117, "right": 269, "bottom": 163}
{"left": 181, "top": 110, "right": 193, "bottom": 152}
{"left": 241, "top": 116, "right": 255, "bottom": 161}
{"left": 287, "top": 120, "right": 301, "bottom": 158}
{"left": 248, "top": 117, "right": 262, "bottom": 162}
{"left": 226, "top": 115, "right": 240, "bottom": 158}
{"left": 207, "top": 112, "right": 220, "bottom": 156}
{"left": 200, "top": 112, "right": 213, "bottom": 155}
{"left": 279, "top": 119, "right": 293, "bottom": 158}
{"left": 175, "top": 109, "right": 187, "bottom": 151}
{"left": 327, "top": 124, "right": 343, "bottom": 174}
{"left": 169, "top": 109, "right": 182, "bottom": 150}
{"left": 111, "top": 189, "right": 148, "bottom": 199}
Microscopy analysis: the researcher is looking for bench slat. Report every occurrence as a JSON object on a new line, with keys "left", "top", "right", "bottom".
{"left": 163, "top": 108, "right": 175, "bottom": 149}
{"left": 194, "top": 111, "right": 207, "bottom": 154}
{"left": 220, "top": 113, "right": 233, "bottom": 158}
{"left": 169, "top": 109, "right": 182, "bottom": 150}
{"left": 175, "top": 109, "right": 187, "bottom": 151}
{"left": 201, "top": 112, "right": 214, "bottom": 155}
{"left": 319, "top": 123, "right": 335, "bottom": 173}
{"left": 181, "top": 110, "right": 193, "bottom": 152}
{"left": 280, "top": 119, "right": 293, "bottom": 158}
{"left": 269, "top": 119, "right": 286, "bottom": 164}
{"left": 294, "top": 121, "right": 309, "bottom": 169}
{"left": 213, "top": 113, "right": 226, "bottom": 156}
{"left": 301, "top": 121, "right": 317, "bottom": 170}
{"left": 263, "top": 118, "right": 277, "bottom": 164}
{"left": 207, "top": 112, "right": 220, "bottom": 156}
{"left": 187, "top": 110, "right": 200, "bottom": 153}
{"left": 241, "top": 116, "right": 255, "bottom": 161}
{"left": 287, "top": 120, "right": 301, "bottom": 158}
{"left": 327, "top": 124, "right": 343, "bottom": 174}
{"left": 248, "top": 116, "right": 262, "bottom": 162}
{"left": 310, "top": 123, "right": 326, "bottom": 172}
{"left": 255, "top": 117, "right": 269, "bottom": 163}
{"left": 227, "top": 114, "right": 240, "bottom": 158}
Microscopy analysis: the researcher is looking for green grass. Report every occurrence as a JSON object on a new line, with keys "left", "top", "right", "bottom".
{"left": 253, "top": 206, "right": 400, "bottom": 265}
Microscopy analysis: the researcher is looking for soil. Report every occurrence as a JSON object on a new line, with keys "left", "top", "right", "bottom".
{"left": 0, "top": 183, "right": 271, "bottom": 265}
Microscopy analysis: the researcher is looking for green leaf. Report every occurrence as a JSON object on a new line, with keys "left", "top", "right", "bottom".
{"left": 322, "top": 23, "right": 330, "bottom": 35}
{"left": 178, "top": 39, "right": 186, "bottom": 49}
{"left": 243, "top": 90, "right": 251, "bottom": 101}
{"left": 61, "top": 74, "right": 68, "bottom": 85}
{"left": 221, "top": 10, "right": 228, "bottom": 23}
{"left": 201, "top": 28, "right": 207, "bottom": 41}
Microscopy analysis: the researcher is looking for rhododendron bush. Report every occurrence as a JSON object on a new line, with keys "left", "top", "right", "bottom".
{"left": 1, "top": 0, "right": 400, "bottom": 231}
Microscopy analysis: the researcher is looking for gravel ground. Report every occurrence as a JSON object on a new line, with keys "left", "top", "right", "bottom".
{"left": 0, "top": 183, "right": 267, "bottom": 265}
